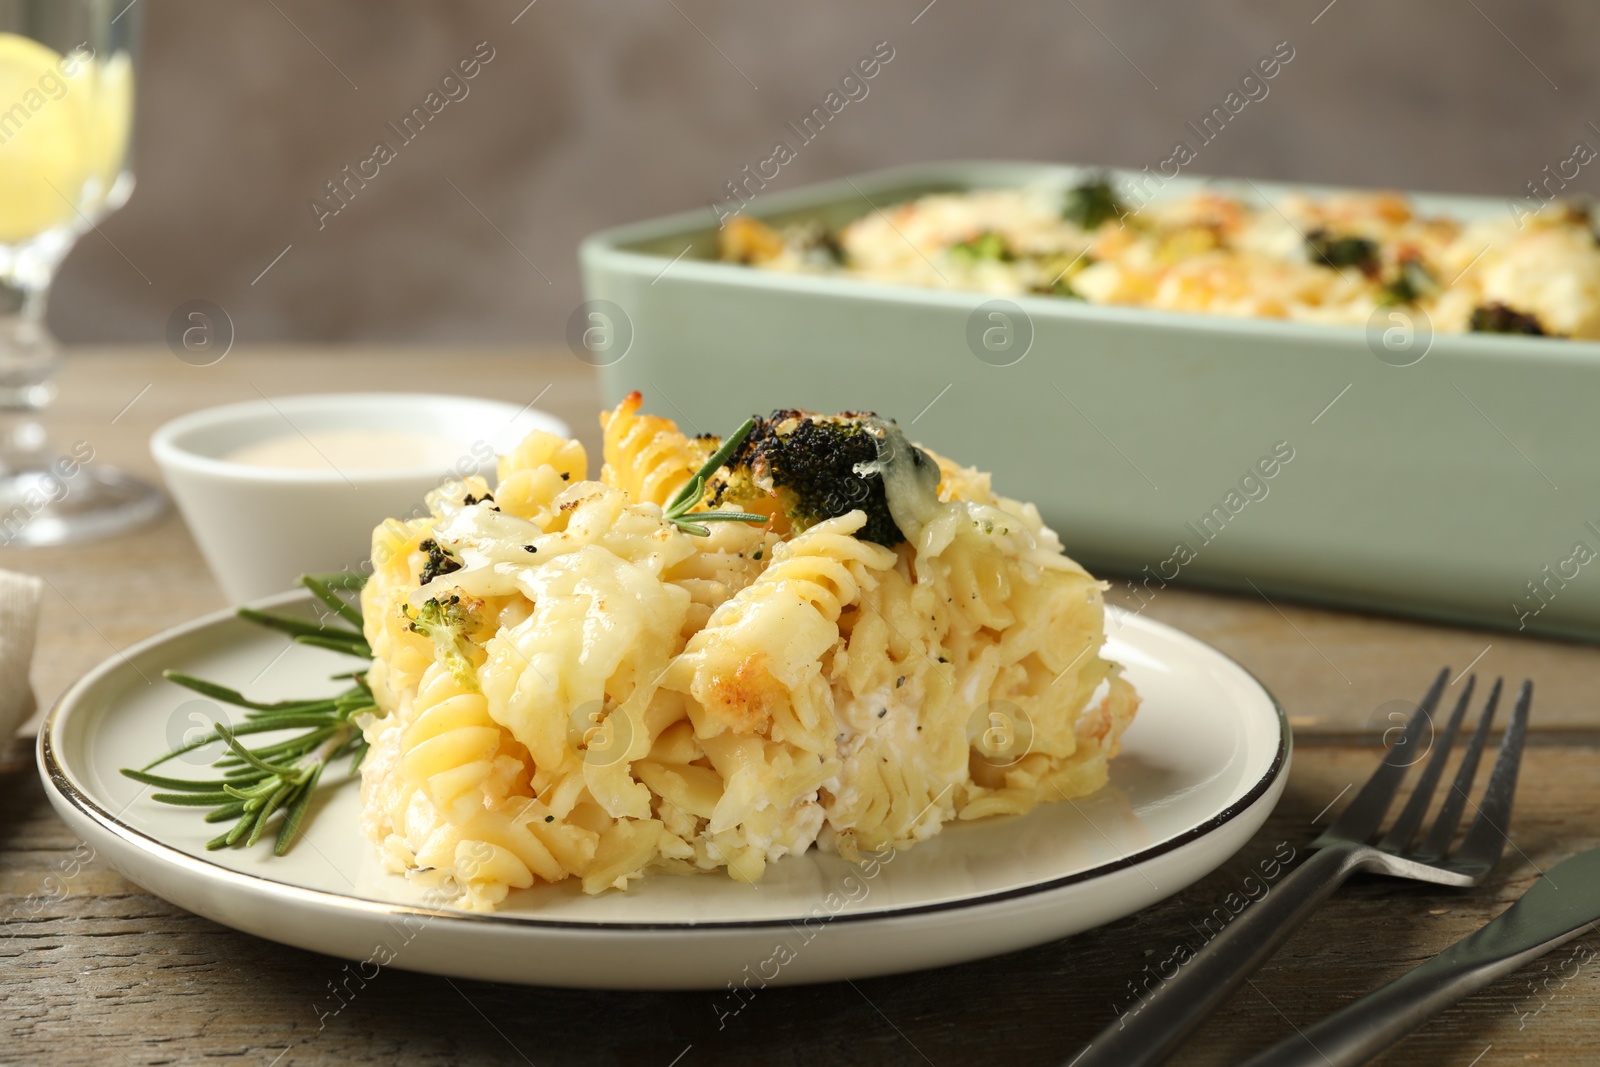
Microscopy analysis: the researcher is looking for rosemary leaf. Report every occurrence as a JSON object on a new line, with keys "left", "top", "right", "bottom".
{"left": 302, "top": 574, "right": 365, "bottom": 630}
{"left": 163, "top": 671, "right": 337, "bottom": 712}
{"left": 140, "top": 716, "right": 343, "bottom": 770}
{"left": 662, "top": 417, "right": 768, "bottom": 537}
{"left": 215, "top": 725, "right": 302, "bottom": 777}
{"left": 237, "top": 606, "right": 365, "bottom": 643}
{"left": 204, "top": 802, "right": 249, "bottom": 823}
{"left": 294, "top": 634, "right": 373, "bottom": 658}
{"left": 274, "top": 761, "right": 325, "bottom": 856}
{"left": 120, "top": 769, "right": 235, "bottom": 791}
{"left": 305, "top": 571, "right": 370, "bottom": 591}
{"left": 246, "top": 782, "right": 296, "bottom": 846}
{"left": 151, "top": 791, "right": 238, "bottom": 806}
{"left": 223, "top": 781, "right": 277, "bottom": 803}
{"left": 222, "top": 813, "right": 256, "bottom": 847}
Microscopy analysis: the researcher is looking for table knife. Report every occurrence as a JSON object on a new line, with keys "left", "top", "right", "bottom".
{"left": 1241, "top": 846, "right": 1600, "bottom": 1067}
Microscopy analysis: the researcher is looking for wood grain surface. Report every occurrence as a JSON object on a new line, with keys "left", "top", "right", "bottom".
{"left": 4, "top": 350, "right": 1598, "bottom": 1066}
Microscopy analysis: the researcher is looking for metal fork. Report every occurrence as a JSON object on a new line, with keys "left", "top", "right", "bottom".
{"left": 1073, "top": 668, "right": 1533, "bottom": 1067}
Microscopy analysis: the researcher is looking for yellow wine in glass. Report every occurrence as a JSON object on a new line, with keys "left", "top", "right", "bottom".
{"left": 0, "top": 0, "right": 159, "bottom": 545}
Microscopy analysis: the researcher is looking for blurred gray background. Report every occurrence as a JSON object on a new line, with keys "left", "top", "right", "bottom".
{"left": 53, "top": 0, "right": 1600, "bottom": 346}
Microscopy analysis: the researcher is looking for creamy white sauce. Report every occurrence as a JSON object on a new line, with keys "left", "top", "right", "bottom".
{"left": 223, "top": 429, "right": 465, "bottom": 472}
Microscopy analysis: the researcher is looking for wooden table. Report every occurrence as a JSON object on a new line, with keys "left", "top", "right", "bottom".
{"left": 5, "top": 349, "right": 1598, "bottom": 1065}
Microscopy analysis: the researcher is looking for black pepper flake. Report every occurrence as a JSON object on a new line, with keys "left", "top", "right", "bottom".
{"left": 877, "top": 708, "right": 887, "bottom": 718}
{"left": 560, "top": 473, "right": 570, "bottom": 481}
{"left": 462, "top": 492, "right": 496, "bottom": 507}
{"left": 938, "top": 656, "right": 950, "bottom": 664}
{"left": 523, "top": 545, "right": 538, "bottom": 553}
{"left": 896, "top": 676, "right": 905, "bottom": 688}
{"left": 544, "top": 815, "right": 554, "bottom": 823}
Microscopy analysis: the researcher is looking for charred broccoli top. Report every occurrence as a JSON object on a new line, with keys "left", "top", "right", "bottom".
{"left": 711, "top": 410, "right": 934, "bottom": 548}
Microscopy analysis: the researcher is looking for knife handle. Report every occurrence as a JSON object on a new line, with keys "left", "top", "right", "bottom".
{"left": 1238, "top": 927, "right": 1592, "bottom": 1067}
{"left": 1074, "top": 844, "right": 1366, "bottom": 1067}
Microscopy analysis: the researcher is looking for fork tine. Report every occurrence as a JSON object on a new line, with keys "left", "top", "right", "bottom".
{"left": 1327, "top": 666, "right": 1449, "bottom": 842}
{"left": 1415, "top": 677, "right": 1502, "bottom": 861}
{"left": 1452, "top": 679, "right": 1532, "bottom": 870}
{"left": 1377, "top": 675, "right": 1476, "bottom": 852}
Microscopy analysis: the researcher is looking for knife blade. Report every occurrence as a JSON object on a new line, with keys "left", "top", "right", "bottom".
{"left": 1241, "top": 846, "right": 1600, "bottom": 1067}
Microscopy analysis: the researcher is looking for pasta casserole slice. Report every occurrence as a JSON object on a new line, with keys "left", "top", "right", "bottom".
{"left": 357, "top": 393, "right": 1138, "bottom": 910}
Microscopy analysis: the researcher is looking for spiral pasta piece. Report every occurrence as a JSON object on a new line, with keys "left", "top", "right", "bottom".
{"left": 600, "top": 390, "right": 714, "bottom": 506}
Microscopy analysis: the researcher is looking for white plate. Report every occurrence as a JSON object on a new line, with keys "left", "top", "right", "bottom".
{"left": 39, "top": 593, "right": 1289, "bottom": 990}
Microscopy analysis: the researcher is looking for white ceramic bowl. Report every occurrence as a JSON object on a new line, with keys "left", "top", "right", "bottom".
{"left": 150, "top": 393, "right": 568, "bottom": 603}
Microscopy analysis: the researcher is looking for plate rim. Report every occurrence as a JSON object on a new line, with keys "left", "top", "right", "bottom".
{"left": 39, "top": 591, "right": 1290, "bottom": 933}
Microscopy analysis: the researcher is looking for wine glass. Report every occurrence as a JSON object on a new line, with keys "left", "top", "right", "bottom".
{"left": 0, "top": 0, "right": 161, "bottom": 546}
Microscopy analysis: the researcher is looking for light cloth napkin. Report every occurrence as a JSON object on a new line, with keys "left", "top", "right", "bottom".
{"left": 0, "top": 570, "right": 41, "bottom": 740}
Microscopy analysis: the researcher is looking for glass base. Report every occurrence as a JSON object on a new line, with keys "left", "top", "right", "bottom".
{"left": 0, "top": 462, "right": 165, "bottom": 547}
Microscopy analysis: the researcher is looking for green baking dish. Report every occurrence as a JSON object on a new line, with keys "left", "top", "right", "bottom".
{"left": 579, "top": 161, "right": 1600, "bottom": 642}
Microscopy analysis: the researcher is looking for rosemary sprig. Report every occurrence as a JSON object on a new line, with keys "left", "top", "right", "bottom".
{"left": 121, "top": 573, "right": 375, "bottom": 856}
{"left": 663, "top": 416, "right": 769, "bottom": 536}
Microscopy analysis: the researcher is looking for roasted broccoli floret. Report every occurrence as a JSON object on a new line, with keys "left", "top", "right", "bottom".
{"left": 404, "top": 594, "right": 480, "bottom": 683}
{"left": 710, "top": 410, "right": 937, "bottom": 548}
{"left": 1470, "top": 302, "right": 1546, "bottom": 335}
{"left": 1306, "top": 229, "right": 1380, "bottom": 276}
{"left": 1062, "top": 177, "right": 1127, "bottom": 230}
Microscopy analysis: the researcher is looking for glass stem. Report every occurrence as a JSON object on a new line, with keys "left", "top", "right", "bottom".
{"left": 0, "top": 280, "right": 60, "bottom": 478}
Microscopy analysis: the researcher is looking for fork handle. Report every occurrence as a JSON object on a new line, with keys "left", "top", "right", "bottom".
{"left": 1072, "top": 843, "right": 1366, "bottom": 1067}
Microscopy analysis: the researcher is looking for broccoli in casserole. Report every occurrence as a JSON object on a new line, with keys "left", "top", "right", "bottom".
{"left": 1470, "top": 302, "right": 1546, "bottom": 335}
{"left": 1306, "top": 229, "right": 1380, "bottom": 277}
{"left": 950, "top": 230, "right": 1013, "bottom": 263}
{"left": 1062, "top": 176, "right": 1127, "bottom": 230}
{"left": 1381, "top": 256, "right": 1436, "bottom": 305}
